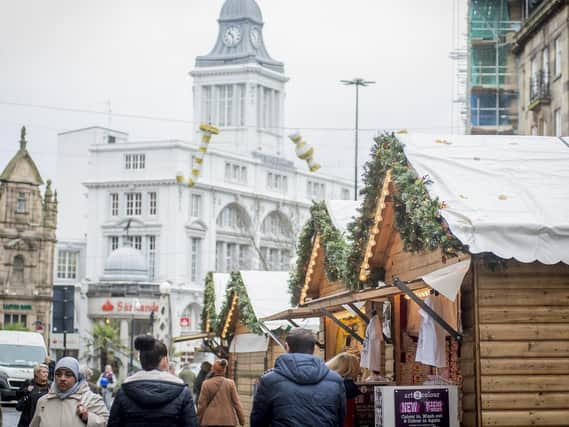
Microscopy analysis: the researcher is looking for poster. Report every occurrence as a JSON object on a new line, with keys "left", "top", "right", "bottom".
{"left": 355, "top": 384, "right": 376, "bottom": 427}
{"left": 394, "top": 388, "right": 449, "bottom": 427}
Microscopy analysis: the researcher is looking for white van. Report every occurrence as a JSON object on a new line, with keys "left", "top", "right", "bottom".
{"left": 0, "top": 331, "right": 47, "bottom": 401}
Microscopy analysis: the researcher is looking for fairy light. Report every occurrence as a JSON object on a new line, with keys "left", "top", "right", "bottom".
{"left": 221, "top": 293, "right": 238, "bottom": 339}
{"left": 359, "top": 170, "right": 393, "bottom": 282}
{"left": 300, "top": 235, "right": 321, "bottom": 304}
{"left": 404, "top": 288, "right": 431, "bottom": 300}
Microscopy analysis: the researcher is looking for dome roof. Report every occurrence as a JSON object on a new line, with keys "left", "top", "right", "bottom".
{"left": 219, "top": 0, "right": 263, "bottom": 23}
{"left": 101, "top": 246, "right": 149, "bottom": 282}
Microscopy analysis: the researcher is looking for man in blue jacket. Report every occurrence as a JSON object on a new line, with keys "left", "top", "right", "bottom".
{"left": 250, "top": 328, "right": 346, "bottom": 427}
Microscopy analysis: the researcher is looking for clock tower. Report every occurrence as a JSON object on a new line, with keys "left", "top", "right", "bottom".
{"left": 191, "top": 0, "right": 289, "bottom": 157}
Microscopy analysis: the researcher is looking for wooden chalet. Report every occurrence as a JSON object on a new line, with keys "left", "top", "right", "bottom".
{"left": 264, "top": 133, "right": 569, "bottom": 426}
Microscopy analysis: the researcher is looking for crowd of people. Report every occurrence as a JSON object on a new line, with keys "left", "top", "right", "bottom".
{"left": 13, "top": 328, "right": 359, "bottom": 427}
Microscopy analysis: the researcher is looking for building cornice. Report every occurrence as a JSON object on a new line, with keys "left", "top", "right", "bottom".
{"left": 190, "top": 63, "right": 289, "bottom": 83}
{"left": 512, "top": 0, "right": 568, "bottom": 53}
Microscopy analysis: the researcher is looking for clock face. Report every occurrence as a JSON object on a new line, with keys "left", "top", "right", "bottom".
{"left": 250, "top": 28, "right": 260, "bottom": 49}
{"left": 223, "top": 26, "right": 242, "bottom": 47}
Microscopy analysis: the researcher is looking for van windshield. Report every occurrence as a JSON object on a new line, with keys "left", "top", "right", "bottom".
{"left": 0, "top": 344, "right": 46, "bottom": 368}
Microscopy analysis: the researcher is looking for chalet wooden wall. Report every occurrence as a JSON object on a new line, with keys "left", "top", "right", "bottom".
{"left": 232, "top": 350, "right": 265, "bottom": 427}
{"left": 476, "top": 261, "right": 569, "bottom": 426}
{"left": 461, "top": 270, "right": 478, "bottom": 427}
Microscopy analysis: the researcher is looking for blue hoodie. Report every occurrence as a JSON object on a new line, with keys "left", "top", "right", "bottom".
{"left": 250, "top": 353, "right": 346, "bottom": 427}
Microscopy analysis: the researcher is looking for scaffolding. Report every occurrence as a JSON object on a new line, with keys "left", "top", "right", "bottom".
{"left": 468, "top": 0, "right": 521, "bottom": 133}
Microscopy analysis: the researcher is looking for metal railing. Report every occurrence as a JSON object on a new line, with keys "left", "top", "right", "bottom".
{"left": 529, "top": 70, "right": 550, "bottom": 104}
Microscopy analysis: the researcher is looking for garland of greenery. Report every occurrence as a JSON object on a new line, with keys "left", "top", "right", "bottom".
{"left": 345, "top": 133, "right": 465, "bottom": 290}
{"left": 216, "top": 271, "right": 263, "bottom": 336}
{"left": 288, "top": 201, "right": 351, "bottom": 306}
{"left": 201, "top": 272, "right": 217, "bottom": 332}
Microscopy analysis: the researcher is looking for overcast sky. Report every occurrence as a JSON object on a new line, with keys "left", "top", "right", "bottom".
{"left": 0, "top": 0, "right": 466, "bottom": 183}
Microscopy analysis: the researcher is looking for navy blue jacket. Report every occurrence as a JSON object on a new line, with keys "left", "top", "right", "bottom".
{"left": 250, "top": 353, "right": 346, "bottom": 427}
{"left": 108, "top": 370, "right": 198, "bottom": 427}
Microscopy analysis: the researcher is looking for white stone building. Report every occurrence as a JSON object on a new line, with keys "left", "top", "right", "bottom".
{"left": 52, "top": 0, "right": 352, "bottom": 361}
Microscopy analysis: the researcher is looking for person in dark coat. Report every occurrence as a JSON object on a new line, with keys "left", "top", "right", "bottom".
{"left": 16, "top": 364, "right": 50, "bottom": 427}
{"left": 107, "top": 336, "right": 198, "bottom": 427}
{"left": 192, "top": 361, "right": 212, "bottom": 404}
{"left": 43, "top": 357, "right": 55, "bottom": 383}
{"left": 250, "top": 328, "right": 346, "bottom": 427}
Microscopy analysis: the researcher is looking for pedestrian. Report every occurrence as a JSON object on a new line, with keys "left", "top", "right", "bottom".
{"left": 169, "top": 361, "right": 177, "bottom": 376}
{"left": 250, "top": 328, "right": 346, "bottom": 427}
{"left": 80, "top": 367, "right": 98, "bottom": 394}
{"left": 29, "top": 356, "right": 108, "bottom": 427}
{"left": 16, "top": 364, "right": 50, "bottom": 427}
{"left": 326, "top": 352, "right": 361, "bottom": 427}
{"left": 178, "top": 363, "right": 196, "bottom": 392}
{"left": 197, "top": 359, "right": 245, "bottom": 427}
{"left": 96, "top": 364, "right": 115, "bottom": 409}
{"left": 193, "top": 361, "right": 212, "bottom": 404}
{"left": 43, "top": 356, "right": 55, "bottom": 383}
{"left": 107, "top": 335, "right": 198, "bottom": 427}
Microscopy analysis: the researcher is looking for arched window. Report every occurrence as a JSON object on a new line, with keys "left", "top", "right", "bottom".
{"left": 261, "top": 212, "right": 292, "bottom": 238}
{"left": 216, "top": 205, "right": 248, "bottom": 231}
{"left": 260, "top": 212, "right": 294, "bottom": 271}
{"left": 12, "top": 255, "right": 24, "bottom": 284}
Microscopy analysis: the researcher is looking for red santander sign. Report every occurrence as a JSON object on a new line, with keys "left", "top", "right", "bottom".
{"left": 179, "top": 317, "right": 191, "bottom": 328}
{"left": 100, "top": 299, "right": 159, "bottom": 314}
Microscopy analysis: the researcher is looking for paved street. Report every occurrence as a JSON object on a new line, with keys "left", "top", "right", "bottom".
{"left": 1, "top": 404, "right": 18, "bottom": 427}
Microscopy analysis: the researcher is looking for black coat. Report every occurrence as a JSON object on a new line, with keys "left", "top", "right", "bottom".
{"left": 108, "top": 371, "right": 198, "bottom": 427}
{"left": 16, "top": 380, "right": 49, "bottom": 427}
{"left": 250, "top": 353, "right": 346, "bottom": 427}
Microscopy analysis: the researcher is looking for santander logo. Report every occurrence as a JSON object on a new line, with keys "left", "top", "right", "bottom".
{"left": 101, "top": 300, "right": 114, "bottom": 312}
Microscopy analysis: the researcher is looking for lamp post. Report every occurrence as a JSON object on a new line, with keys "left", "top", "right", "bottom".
{"left": 340, "top": 78, "right": 375, "bottom": 200}
{"left": 129, "top": 299, "right": 141, "bottom": 374}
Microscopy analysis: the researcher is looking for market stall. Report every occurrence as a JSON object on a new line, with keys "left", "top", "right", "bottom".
{"left": 287, "top": 200, "right": 380, "bottom": 361}
{"left": 268, "top": 133, "right": 569, "bottom": 427}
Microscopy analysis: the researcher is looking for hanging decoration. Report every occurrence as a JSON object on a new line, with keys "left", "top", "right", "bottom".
{"left": 217, "top": 272, "right": 262, "bottom": 338}
{"left": 345, "top": 133, "right": 465, "bottom": 290}
{"left": 201, "top": 272, "right": 217, "bottom": 333}
{"left": 176, "top": 123, "right": 220, "bottom": 187}
{"left": 288, "top": 132, "right": 321, "bottom": 172}
{"left": 288, "top": 202, "right": 350, "bottom": 306}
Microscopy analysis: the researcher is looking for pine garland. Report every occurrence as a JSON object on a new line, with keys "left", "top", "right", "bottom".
{"left": 345, "top": 133, "right": 465, "bottom": 290}
{"left": 201, "top": 272, "right": 217, "bottom": 332}
{"left": 288, "top": 201, "right": 350, "bottom": 306}
{"left": 217, "top": 272, "right": 263, "bottom": 336}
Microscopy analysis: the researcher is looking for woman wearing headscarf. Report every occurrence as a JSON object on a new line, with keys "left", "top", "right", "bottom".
{"left": 197, "top": 359, "right": 245, "bottom": 427}
{"left": 29, "top": 357, "right": 108, "bottom": 427}
{"left": 108, "top": 335, "right": 198, "bottom": 427}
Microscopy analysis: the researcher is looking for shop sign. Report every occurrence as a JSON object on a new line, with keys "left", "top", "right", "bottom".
{"left": 394, "top": 388, "right": 449, "bottom": 427}
{"left": 179, "top": 317, "right": 191, "bottom": 328}
{"left": 100, "top": 299, "right": 159, "bottom": 314}
{"left": 3, "top": 304, "right": 32, "bottom": 310}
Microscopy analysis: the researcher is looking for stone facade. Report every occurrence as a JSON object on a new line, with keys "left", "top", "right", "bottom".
{"left": 513, "top": 1, "right": 569, "bottom": 136}
{"left": 0, "top": 127, "right": 57, "bottom": 345}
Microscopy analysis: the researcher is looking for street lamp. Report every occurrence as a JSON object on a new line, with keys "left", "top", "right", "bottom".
{"left": 340, "top": 78, "right": 375, "bottom": 200}
{"left": 129, "top": 299, "right": 141, "bottom": 374}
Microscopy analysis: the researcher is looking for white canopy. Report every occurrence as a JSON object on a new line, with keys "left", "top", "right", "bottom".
{"left": 398, "top": 134, "right": 569, "bottom": 265}
{"left": 212, "top": 273, "right": 230, "bottom": 313}
{"left": 239, "top": 271, "right": 291, "bottom": 319}
{"left": 325, "top": 200, "right": 360, "bottom": 235}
